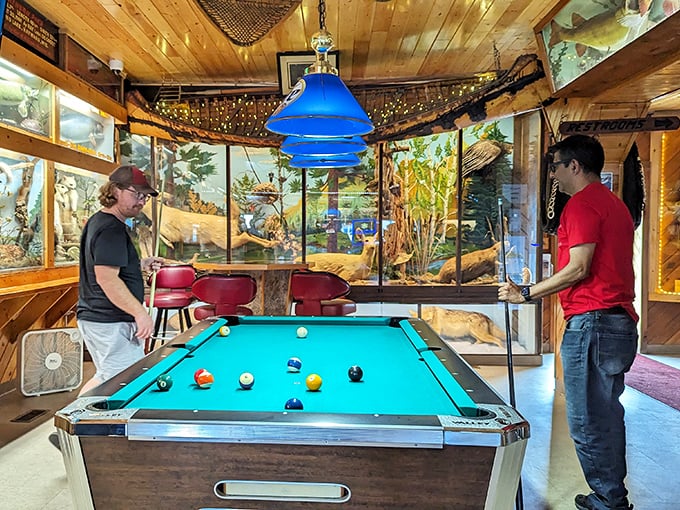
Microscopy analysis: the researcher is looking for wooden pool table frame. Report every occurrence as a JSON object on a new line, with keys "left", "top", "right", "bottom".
{"left": 55, "top": 317, "right": 529, "bottom": 510}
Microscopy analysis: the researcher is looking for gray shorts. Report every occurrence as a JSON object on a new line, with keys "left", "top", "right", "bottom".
{"left": 77, "top": 319, "right": 145, "bottom": 383}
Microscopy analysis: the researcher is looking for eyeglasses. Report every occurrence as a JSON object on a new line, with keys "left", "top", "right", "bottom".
{"left": 122, "top": 187, "right": 150, "bottom": 202}
{"left": 549, "top": 159, "right": 572, "bottom": 173}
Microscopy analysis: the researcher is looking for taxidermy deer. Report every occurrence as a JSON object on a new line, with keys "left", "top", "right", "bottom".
{"left": 140, "top": 198, "right": 277, "bottom": 255}
{"left": 411, "top": 306, "right": 504, "bottom": 348}
{"left": 298, "top": 231, "right": 377, "bottom": 282}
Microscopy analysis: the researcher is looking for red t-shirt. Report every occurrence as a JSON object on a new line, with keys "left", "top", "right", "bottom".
{"left": 557, "top": 182, "right": 638, "bottom": 321}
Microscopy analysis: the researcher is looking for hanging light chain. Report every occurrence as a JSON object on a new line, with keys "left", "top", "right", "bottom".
{"left": 318, "top": 0, "right": 327, "bottom": 31}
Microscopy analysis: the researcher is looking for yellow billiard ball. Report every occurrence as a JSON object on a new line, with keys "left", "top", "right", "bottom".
{"left": 305, "top": 373, "right": 322, "bottom": 391}
{"left": 296, "top": 326, "right": 308, "bottom": 338}
{"left": 219, "top": 325, "right": 231, "bottom": 336}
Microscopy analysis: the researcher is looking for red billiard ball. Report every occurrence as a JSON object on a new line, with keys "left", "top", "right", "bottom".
{"left": 348, "top": 365, "right": 363, "bottom": 382}
{"left": 194, "top": 369, "right": 214, "bottom": 388}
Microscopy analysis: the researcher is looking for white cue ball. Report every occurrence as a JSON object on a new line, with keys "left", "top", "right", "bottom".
{"left": 296, "top": 326, "right": 308, "bottom": 338}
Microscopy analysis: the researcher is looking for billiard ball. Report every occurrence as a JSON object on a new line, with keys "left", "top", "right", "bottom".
{"left": 239, "top": 372, "right": 254, "bottom": 389}
{"left": 305, "top": 373, "right": 322, "bottom": 391}
{"left": 287, "top": 357, "right": 302, "bottom": 372}
{"left": 156, "top": 373, "right": 173, "bottom": 391}
{"left": 285, "top": 398, "right": 303, "bottom": 410}
{"left": 348, "top": 365, "right": 363, "bottom": 382}
{"left": 194, "top": 369, "right": 214, "bottom": 388}
{"left": 296, "top": 326, "right": 308, "bottom": 338}
{"left": 219, "top": 325, "right": 231, "bottom": 336}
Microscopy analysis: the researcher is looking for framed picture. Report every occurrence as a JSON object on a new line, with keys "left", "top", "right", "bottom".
{"left": 277, "top": 51, "right": 339, "bottom": 95}
{"left": 601, "top": 171, "right": 613, "bottom": 191}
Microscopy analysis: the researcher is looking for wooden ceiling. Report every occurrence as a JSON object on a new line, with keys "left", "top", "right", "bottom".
{"left": 19, "top": 0, "right": 680, "bottom": 162}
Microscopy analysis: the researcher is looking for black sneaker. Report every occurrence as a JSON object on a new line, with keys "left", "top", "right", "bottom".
{"left": 48, "top": 431, "right": 61, "bottom": 451}
{"left": 575, "top": 493, "right": 633, "bottom": 510}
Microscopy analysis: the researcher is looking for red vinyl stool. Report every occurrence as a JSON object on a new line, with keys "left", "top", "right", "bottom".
{"left": 191, "top": 273, "right": 258, "bottom": 319}
{"left": 289, "top": 270, "right": 357, "bottom": 316}
{"left": 145, "top": 264, "right": 196, "bottom": 352}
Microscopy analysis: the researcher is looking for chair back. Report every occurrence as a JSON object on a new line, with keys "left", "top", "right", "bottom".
{"left": 192, "top": 274, "right": 258, "bottom": 317}
{"left": 290, "top": 270, "right": 355, "bottom": 316}
{"left": 290, "top": 270, "right": 351, "bottom": 302}
{"left": 151, "top": 264, "right": 196, "bottom": 290}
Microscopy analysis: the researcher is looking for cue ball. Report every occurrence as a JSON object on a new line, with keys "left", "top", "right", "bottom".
{"left": 296, "top": 326, "right": 308, "bottom": 338}
{"left": 219, "top": 325, "right": 231, "bottom": 336}
{"left": 194, "top": 369, "right": 214, "bottom": 388}
{"left": 348, "top": 365, "right": 363, "bottom": 382}
{"left": 239, "top": 372, "right": 254, "bottom": 389}
{"left": 285, "top": 398, "right": 304, "bottom": 410}
{"left": 156, "top": 373, "right": 173, "bottom": 391}
{"left": 305, "top": 373, "right": 322, "bottom": 391}
{"left": 287, "top": 357, "right": 302, "bottom": 372}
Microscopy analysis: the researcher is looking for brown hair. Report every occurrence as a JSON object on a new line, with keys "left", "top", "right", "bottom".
{"left": 99, "top": 181, "right": 121, "bottom": 207}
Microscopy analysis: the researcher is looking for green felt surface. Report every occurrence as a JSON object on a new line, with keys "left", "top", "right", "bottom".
{"left": 112, "top": 316, "right": 477, "bottom": 416}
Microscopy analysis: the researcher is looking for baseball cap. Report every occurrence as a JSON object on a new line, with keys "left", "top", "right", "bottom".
{"left": 108, "top": 165, "right": 158, "bottom": 196}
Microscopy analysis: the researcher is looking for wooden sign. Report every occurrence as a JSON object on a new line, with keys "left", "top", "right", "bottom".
{"left": 559, "top": 116, "right": 680, "bottom": 136}
{"left": 2, "top": 0, "right": 58, "bottom": 63}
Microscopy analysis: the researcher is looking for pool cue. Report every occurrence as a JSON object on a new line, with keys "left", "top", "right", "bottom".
{"left": 145, "top": 163, "right": 168, "bottom": 353}
{"left": 497, "top": 198, "right": 524, "bottom": 510}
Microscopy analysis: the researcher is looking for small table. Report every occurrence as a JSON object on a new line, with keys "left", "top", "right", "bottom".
{"left": 194, "top": 262, "right": 308, "bottom": 315}
{"left": 55, "top": 316, "right": 529, "bottom": 510}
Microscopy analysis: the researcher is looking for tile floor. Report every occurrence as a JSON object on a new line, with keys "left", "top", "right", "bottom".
{"left": 1, "top": 354, "right": 679, "bottom": 510}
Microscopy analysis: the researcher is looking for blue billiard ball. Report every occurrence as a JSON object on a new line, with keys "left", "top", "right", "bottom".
{"left": 239, "top": 372, "right": 254, "bottom": 389}
{"left": 348, "top": 365, "right": 363, "bottom": 382}
{"left": 287, "top": 357, "right": 302, "bottom": 372}
{"left": 285, "top": 398, "right": 303, "bottom": 410}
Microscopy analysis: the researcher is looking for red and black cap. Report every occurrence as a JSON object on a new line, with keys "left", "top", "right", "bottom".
{"left": 109, "top": 165, "right": 158, "bottom": 196}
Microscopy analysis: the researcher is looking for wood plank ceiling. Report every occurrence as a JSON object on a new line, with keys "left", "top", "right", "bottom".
{"left": 18, "top": 0, "right": 680, "bottom": 163}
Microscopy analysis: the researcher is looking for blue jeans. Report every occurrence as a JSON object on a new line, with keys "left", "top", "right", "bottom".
{"left": 561, "top": 310, "right": 638, "bottom": 508}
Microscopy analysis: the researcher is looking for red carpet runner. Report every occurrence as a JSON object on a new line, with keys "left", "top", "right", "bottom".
{"left": 625, "top": 355, "right": 680, "bottom": 411}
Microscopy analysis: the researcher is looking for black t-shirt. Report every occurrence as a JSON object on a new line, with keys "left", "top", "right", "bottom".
{"left": 77, "top": 211, "right": 144, "bottom": 322}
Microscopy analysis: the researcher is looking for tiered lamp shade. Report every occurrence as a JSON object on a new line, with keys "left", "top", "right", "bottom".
{"left": 266, "top": 73, "right": 374, "bottom": 137}
{"left": 289, "top": 153, "right": 362, "bottom": 169}
{"left": 281, "top": 135, "right": 367, "bottom": 157}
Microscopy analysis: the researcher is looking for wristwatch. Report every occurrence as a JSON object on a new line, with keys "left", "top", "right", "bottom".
{"left": 520, "top": 286, "right": 532, "bottom": 302}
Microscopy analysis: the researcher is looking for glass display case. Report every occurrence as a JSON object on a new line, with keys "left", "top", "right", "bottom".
{"left": 650, "top": 131, "right": 680, "bottom": 300}
{"left": 354, "top": 301, "right": 538, "bottom": 356}
{"left": 53, "top": 164, "right": 108, "bottom": 265}
{"left": 0, "top": 58, "right": 53, "bottom": 138}
{"left": 57, "top": 90, "right": 115, "bottom": 162}
{"left": 0, "top": 148, "right": 44, "bottom": 270}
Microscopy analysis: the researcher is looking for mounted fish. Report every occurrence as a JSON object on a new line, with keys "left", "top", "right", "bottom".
{"left": 548, "top": 8, "right": 631, "bottom": 57}
{"left": 59, "top": 112, "right": 105, "bottom": 149}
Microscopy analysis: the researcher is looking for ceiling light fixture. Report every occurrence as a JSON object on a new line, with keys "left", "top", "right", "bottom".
{"left": 289, "top": 153, "right": 362, "bottom": 169}
{"left": 281, "top": 135, "right": 367, "bottom": 157}
{"left": 265, "top": 0, "right": 374, "bottom": 138}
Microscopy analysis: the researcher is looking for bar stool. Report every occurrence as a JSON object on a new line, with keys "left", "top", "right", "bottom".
{"left": 192, "top": 274, "right": 258, "bottom": 319}
{"left": 290, "top": 270, "right": 357, "bottom": 316}
{"left": 145, "top": 264, "right": 196, "bottom": 352}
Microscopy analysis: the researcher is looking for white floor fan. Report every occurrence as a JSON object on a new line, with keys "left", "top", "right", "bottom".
{"left": 18, "top": 328, "right": 83, "bottom": 396}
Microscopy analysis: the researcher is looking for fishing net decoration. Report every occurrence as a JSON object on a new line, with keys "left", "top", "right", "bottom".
{"left": 195, "top": 0, "right": 301, "bottom": 47}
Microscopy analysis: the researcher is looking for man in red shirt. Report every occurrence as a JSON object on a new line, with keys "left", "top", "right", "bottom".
{"left": 499, "top": 135, "right": 637, "bottom": 510}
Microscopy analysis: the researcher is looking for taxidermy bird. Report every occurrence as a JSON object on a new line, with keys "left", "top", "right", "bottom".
{"left": 462, "top": 140, "right": 513, "bottom": 179}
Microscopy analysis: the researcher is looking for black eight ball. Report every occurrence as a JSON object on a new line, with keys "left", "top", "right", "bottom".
{"left": 348, "top": 365, "right": 363, "bottom": 382}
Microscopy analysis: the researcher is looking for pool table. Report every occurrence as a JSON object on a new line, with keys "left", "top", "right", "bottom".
{"left": 55, "top": 316, "right": 529, "bottom": 510}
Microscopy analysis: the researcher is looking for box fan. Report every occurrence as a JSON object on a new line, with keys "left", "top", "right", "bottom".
{"left": 18, "top": 328, "right": 83, "bottom": 396}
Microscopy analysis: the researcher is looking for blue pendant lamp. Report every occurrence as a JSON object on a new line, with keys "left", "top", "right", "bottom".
{"left": 281, "top": 135, "right": 367, "bottom": 157}
{"left": 266, "top": 0, "right": 374, "bottom": 138}
{"left": 289, "top": 153, "right": 362, "bottom": 169}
